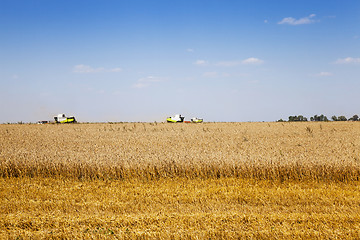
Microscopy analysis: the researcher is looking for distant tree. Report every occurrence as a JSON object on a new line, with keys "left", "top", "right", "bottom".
{"left": 283, "top": 114, "right": 360, "bottom": 122}
{"left": 337, "top": 116, "right": 347, "bottom": 121}
{"left": 277, "top": 119, "right": 285, "bottom": 122}
{"left": 310, "top": 115, "right": 317, "bottom": 121}
{"left": 288, "top": 115, "right": 308, "bottom": 122}
{"left": 349, "top": 115, "right": 359, "bottom": 121}
{"left": 310, "top": 114, "right": 328, "bottom": 121}
{"left": 298, "top": 115, "right": 307, "bottom": 121}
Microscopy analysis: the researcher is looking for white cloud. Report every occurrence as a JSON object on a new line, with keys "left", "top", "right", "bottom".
{"left": 264, "top": 20, "right": 268, "bottom": 24}
{"left": 335, "top": 57, "right": 360, "bottom": 64}
{"left": 133, "top": 76, "right": 163, "bottom": 88}
{"left": 317, "top": 72, "right": 333, "bottom": 77}
{"left": 110, "top": 67, "right": 123, "bottom": 72}
{"left": 203, "top": 72, "right": 231, "bottom": 78}
{"left": 278, "top": 14, "right": 317, "bottom": 25}
{"left": 186, "top": 48, "right": 194, "bottom": 52}
{"left": 133, "top": 83, "right": 148, "bottom": 89}
{"left": 194, "top": 60, "right": 208, "bottom": 66}
{"left": 196, "top": 58, "right": 264, "bottom": 68}
{"left": 138, "top": 76, "right": 162, "bottom": 82}
{"left": 73, "top": 64, "right": 104, "bottom": 73}
{"left": 203, "top": 72, "right": 219, "bottom": 78}
{"left": 73, "top": 64, "right": 122, "bottom": 73}
{"left": 241, "top": 57, "right": 264, "bottom": 65}
{"left": 215, "top": 58, "right": 264, "bottom": 67}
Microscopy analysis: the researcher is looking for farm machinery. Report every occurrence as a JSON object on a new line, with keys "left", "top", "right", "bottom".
{"left": 166, "top": 114, "right": 185, "bottom": 123}
{"left": 54, "top": 113, "right": 76, "bottom": 123}
{"left": 166, "top": 114, "right": 203, "bottom": 123}
{"left": 190, "top": 117, "right": 203, "bottom": 123}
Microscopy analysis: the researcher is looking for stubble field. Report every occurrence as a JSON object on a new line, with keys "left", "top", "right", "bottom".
{"left": 1, "top": 122, "right": 360, "bottom": 239}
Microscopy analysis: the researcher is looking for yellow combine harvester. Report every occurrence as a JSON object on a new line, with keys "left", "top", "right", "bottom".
{"left": 166, "top": 114, "right": 203, "bottom": 123}
{"left": 191, "top": 117, "right": 203, "bottom": 123}
{"left": 166, "top": 114, "right": 185, "bottom": 123}
{"left": 54, "top": 113, "right": 76, "bottom": 123}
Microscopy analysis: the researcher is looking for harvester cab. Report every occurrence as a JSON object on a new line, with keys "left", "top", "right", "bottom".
{"left": 166, "top": 114, "right": 185, "bottom": 123}
{"left": 54, "top": 114, "right": 76, "bottom": 123}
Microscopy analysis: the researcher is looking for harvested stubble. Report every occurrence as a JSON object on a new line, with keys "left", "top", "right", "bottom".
{"left": 0, "top": 122, "right": 360, "bottom": 182}
{"left": 1, "top": 177, "right": 360, "bottom": 239}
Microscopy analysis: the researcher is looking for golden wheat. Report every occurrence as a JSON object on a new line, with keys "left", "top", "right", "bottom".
{"left": 1, "top": 122, "right": 359, "bottom": 181}
{"left": 1, "top": 122, "right": 360, "bottom": 239}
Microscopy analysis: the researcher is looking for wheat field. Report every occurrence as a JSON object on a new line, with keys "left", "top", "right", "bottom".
{"left": 1, "top": 122, "right": 360, "bottom": 239}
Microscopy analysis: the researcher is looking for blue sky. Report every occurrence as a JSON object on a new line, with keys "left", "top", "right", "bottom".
{"left": 1, "top": 0, "right": 359, "bottom": 122}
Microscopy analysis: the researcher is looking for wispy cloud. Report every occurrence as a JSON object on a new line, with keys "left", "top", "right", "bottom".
{"left": 73, "top": 64, "right": 122, "bottom": 73}
{"left": 186, "top": 48, "right": 194, "bottom": 52}
{"left": 73, "top": 64, "right": 102, "bottom": 73}
{"left": 194, "top": 60, "right": 209, "bottom": 66}
{"left": 278, "top": 14, "right": 317, "bottom": 25}
{"left": 241, "top": 57, "right": 264, "bottom": 64}
{"left": 203, "top": 72, "right": 219, "bottom": 78}
{"left": 132, "top": 76, "right": 163, "bottom": 88}
{"left": 138, "top": 76, "right": 162, "bottom": 83}
{"left": 110, "top": 67, "right": 123, "bottom": 72}
{"left": 132, "top": 83, "right": 148, "bottom": 88}
{"left": 202, "top": 72, "right": 231, "bottom": 78}
{"left": 335, "top": 57, "right": 360, "bottom": 64}
{"left": 316, "top": 72, "right": 333, "bottom": 77}
{"left": 214, "top": 58, "right": 264, "bottom": 67}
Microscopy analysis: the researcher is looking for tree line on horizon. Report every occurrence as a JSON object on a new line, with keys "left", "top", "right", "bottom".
{"left": 278, "top": 114, "right": 360, "bottom": 122}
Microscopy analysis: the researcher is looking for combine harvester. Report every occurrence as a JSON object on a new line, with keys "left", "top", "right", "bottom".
{"left": 190, "top": 117, "right": 203, "bottom": 123}
{"left": 54, "top": 113, "right": 76, "bottom": 123}
{"left": 166, "top": 114, "right": 203, "bottom": 123}
{"left": 166, "top": 114, "right": 185, "bottom": 123}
